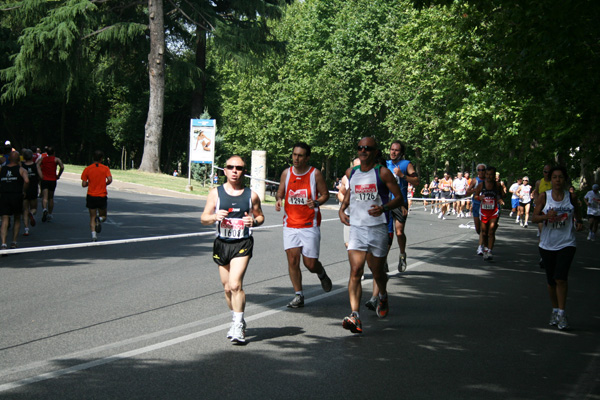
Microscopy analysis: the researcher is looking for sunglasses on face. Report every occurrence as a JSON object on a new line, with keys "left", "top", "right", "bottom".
{"left": 477, "top": 168, "right": 485, "bottom": 172}
{"left": 357, "top": 145, "right": 376, "bottom": 152}
{"left": 225, "top": 165, "right": 244, "bottom": 171}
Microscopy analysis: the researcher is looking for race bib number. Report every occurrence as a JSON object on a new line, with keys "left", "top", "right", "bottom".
{"left": 288, "top": 189, "right": 308, "bottom": 205}
{"left": 482, "top": 198, "right": 495, "bottom": 210}
{"left": 547, "top": 213, "right": 568, "bottom": 229}
{"left": 355, "top": 184, "right": 378, "bottom": 201}
{"left": 220, "top": 218, "right": 245, "bottom": 239}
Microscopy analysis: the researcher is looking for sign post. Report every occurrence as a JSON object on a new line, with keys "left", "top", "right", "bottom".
{"left": 188, "top": 119, "right": 216, "bottom": 190}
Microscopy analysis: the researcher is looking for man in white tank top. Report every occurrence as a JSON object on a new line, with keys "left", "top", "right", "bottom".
{"left": 338, "top": 137, "right": 406, "bottom": 334}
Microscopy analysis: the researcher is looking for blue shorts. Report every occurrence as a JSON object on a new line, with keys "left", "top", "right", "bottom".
{"left": 511, "top": 198, "right": 519, "bottom": 208}
{"left": 472, "top": 202, "right": 481, "bottom": 218}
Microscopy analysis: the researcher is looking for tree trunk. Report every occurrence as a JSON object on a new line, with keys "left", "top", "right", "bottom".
{"left": 190, "top": 27, "right": 207, "bottom": 118}
{"left": 139, "top": 0, "right": 165, "bottom": 173}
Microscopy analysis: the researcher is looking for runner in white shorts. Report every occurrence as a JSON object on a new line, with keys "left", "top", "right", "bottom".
{"left": 276, "top": 142, "right": 332, "bottom": 309}
{"left": 338, "top": 137, "right": 406, "bottom": 334}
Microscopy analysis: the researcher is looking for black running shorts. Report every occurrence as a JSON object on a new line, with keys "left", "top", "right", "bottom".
{"left": 86, "top": 195, "right": 108, "bottom": 210}
{"left": 391, "top": 206, "right": 407, "bottom": 224}
{"left": 539, "top": 246, "right": 576, "bottom": 285}
{"left": 41, "top": 180, "right": 57, "bottom": 193}
{"left": 212, "top": 236, "right": 254, "bottom": 266}
{"left": 24, "top": 185, "right": 38, "bottom": 201}
{"left": 0, "top": 192, "right": 24, "bottom": 216}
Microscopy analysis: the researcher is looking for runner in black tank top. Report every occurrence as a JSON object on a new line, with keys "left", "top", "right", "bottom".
{"left": 201, "top": 155, "right": 264, "bottom": 344}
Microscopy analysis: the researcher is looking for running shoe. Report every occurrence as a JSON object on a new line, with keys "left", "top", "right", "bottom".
{"left": 486, "top": 250, "right": 493, "bottom": 260}
{"left": 509, "top": 211, "right": 514, "bottom": 217}
{"left": 376, "top": 296, "right": 389, "bottom": 318}
{"left": 476, "top": 245, "right": 484, "bottom": 256}
{"left": 47, "top": 214, "right": 53, "bottom": 222}
{"left": 438, "top": 212, "right": 443, "bottom": 219}
{"left": 588, "top": 232, "right": 592, "bottom": 241}
{"left": 515, "top": 217, "right": 519, "bottom": 223}
{"left": 342, "top": 314, "right": 362, "bottom": 333}
{"left": 557, "top": 313, "right": 569, "bottom": 331}
{"left": 29, "top": 212, "right": 36, "bottom": 227}
{"left": 483, "top": 250, "right": 490, "bottom": 260}
{"left": 24, "top": 228, "right": 30, "bottom": 236}
{"left": 523, "top": 222, "right": 528, "bottom": 228}
{"left": 399, "top": 253, "right": 407, "bottom": 272}
{"left": 95, "top": 216, "right": 102, "bottom": 233}
{"left": 227, "top": 319, "right": 247, "bottom": 338}
{"left": 365, "top": 297, "right": 378, "bottom": 311}
{"left": 287, "top": 294, "right": 304, "bottom": 308}
{"left": 319, "top": 272, "right": 332, "bottom": 292}
{"left": 42, "top": 209, "right": 48, "bottom": 222}
{"left": 520, "top": 221, "right": 524, "bottom": 227}
{"left": 536, "top": 230, "right": 540, "bottom": 238}
{"left": 430, "top": 209, "right": 434, "bottom": 215}
{"left": 230, "top": 322, "right": 246, "bottom": 343}
{"left": 10, "top": 242, "right": 17, "bottom": 249}
{"left": 548, "top": 310, "right": 559, "bottom": 326}
{"left": 442, "top": 216, "right": 446, "bottom": 220}
{"left": 1, "top": 244, "right": 6, "bottom": 250}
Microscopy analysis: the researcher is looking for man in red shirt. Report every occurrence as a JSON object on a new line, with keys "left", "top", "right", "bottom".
{"left": 36, "top": 146, "right": 64, "bottom": 222}
{"left": 81, "top": 150, "right": 112, "bottom": 241}
{"left": 275, "top": 142, "right": 332, "bottom": 308}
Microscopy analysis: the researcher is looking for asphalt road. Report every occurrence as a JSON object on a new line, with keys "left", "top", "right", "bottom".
{"left": 0, "top": 179, "right": 598, "bottom": 399}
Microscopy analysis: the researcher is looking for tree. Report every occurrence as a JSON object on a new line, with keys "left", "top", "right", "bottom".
{"left": 139, "top": 0, "right": 165, "bottom": 172}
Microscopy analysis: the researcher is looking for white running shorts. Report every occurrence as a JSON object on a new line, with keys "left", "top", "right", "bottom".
{"left": 283, "top": 226, "right": 321, "bottom": 259}
{"left": 348, "top": 224, "right": 388, "bottom": 258}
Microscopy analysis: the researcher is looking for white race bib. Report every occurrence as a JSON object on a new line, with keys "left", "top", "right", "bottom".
{"left": 355, "top": 183, "right": 378, "bottom": 202}
{"left": 288, "top": 189, "right": 308, "bottom": 205}
{"left": 220, "top": 218, "right": 245, "bottom": 239}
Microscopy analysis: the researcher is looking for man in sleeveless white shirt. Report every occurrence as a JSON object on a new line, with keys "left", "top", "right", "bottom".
{"left": 338, "top": 137, "right": 406, "bottom": 334}
{"left": 276, "top": 142, "right": 332, "bottom": 309}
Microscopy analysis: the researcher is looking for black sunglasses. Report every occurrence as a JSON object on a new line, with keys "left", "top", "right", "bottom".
{"left": 357, "top": 145, "right": 376, "bottom": 152}
{"left": 225, "top": 165, "right": 244, "bottom": 171}
{"left": 477, "top": 168, "right": 485, "bottom": 171}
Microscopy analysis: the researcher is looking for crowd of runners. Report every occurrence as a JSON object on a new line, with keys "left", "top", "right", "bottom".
{"left": 199, "top": 138, "right": 594, "bottom": 343}
{"left": 2, "top": 137, "right": 597, "bottom": 342}
{"left": 0, "top": 142, "right": 112, "bottom": 249}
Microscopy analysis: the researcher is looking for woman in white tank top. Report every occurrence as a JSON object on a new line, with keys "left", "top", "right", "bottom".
{"left": 531, "top": 166, "right": 583, "bottom": 331}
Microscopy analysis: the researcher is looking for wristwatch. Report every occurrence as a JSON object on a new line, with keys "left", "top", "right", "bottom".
{"left": 313, "top": 200, "right": 320, "bottom": 208}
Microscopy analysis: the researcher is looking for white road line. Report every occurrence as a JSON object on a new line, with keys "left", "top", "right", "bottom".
{"left": 0, "top": 230, "right": 470, "bottom": 392}
{"left": 0, "top": 218, "right": 342, "bottom": 256}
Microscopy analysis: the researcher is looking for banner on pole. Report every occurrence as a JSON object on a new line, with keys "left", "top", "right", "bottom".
{"left": 189, "top": 119, "right": 216, "bottom": 164}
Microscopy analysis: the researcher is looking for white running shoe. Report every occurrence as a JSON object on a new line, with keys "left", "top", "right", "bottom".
{"left": 536, "top": 230, "right": 540, "bottom": 238}
{"left": 230, "top": 322, "right": 246, "bottom": 343}
{"left": 509, "top": 211, "right": 514, "bottom": 217}
{"left": 588, "top": 232, "right": 593, "bottom": 240}
{"left": 486, "top": 250, "right": 493, "bottom": 260}
{"left": 515, "top": 217, "right": 520, "bottom": 223}
{"left": 483, "top": 250, "right": 489, "bottom": 260}
{"left": 431, "top": 209, "right": 434, "bottom": 214}
{"left": 557, "top": 313, "right": 569, "bottom": 330}
{"left": 520, "top": 221, "right": 524, "bottom": 227}
{"left": 477, "top": 245, "right": 483, "bottom": 256}
{"left": 438, "top": 212, "right": 443, "bottom": 219}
